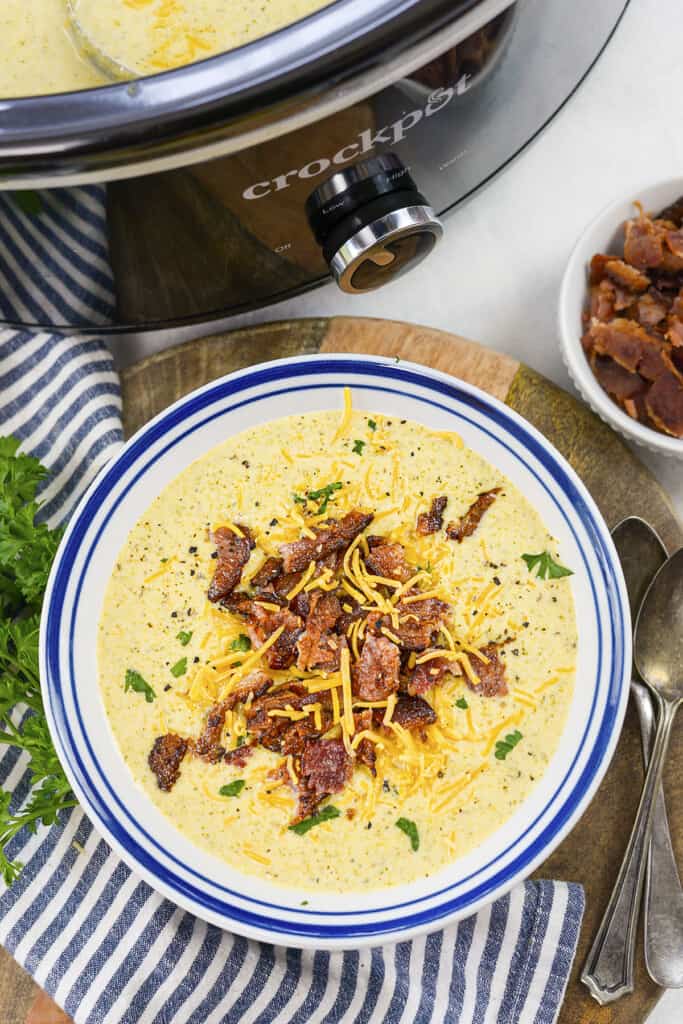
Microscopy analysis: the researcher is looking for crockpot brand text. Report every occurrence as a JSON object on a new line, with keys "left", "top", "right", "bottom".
{"left": 242, "top": 84, "right": 464, "bottom": 200}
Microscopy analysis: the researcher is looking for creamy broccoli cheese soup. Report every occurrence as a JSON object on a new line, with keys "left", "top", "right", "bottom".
{"left": 1, "top": 0, "right": 334, "bottom": 98}
{"left": 98, "top": 399, "right": 577, "bottom": 892}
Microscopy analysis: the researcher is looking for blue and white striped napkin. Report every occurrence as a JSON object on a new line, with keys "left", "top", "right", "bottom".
{"left": 0, "top": 187, "right": 585, "bottom": 1024}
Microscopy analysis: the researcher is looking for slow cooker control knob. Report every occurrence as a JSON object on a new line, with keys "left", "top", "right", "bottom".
{"left": 306, "top": 154, "right": 443, "bottom": 294}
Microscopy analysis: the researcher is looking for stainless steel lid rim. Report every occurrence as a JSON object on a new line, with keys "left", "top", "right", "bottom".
{"left": 0, "top": 0, "right": 514, "bottom": 187}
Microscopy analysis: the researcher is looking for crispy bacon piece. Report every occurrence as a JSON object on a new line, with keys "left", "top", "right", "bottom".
{"left": 389, "top": 596, "right": 450, "bottom": 651}
{"left": 416, "top": 495, "right": 448, "bottom": 536}
{"left": 280, "top": 717, "right": 323, "bottom": 757}
{"left": 208, "top": 525, "right": 255, "bottom": 603}
{"left": 588, "top": 319, "right": 671, "bottom": 381}
{"left": 590, "top": 354, "right": 647, "bottom": 403}
{"left": 266, "top": 571, "right": 306, "bottom": 604}
{"left": 280, "top": 510, "right": 373, "bottom": 573}
{"left": 223, "top": 670, "right": 273, "bottom": 711}
{"left": 295, "top": 738, "right": 352, "bottom": 823}
{"left": 194, "top": 671, "right": 272, "bottom": 763}
{"left": 466, "top": 643, "right": 508, "bottom": 697}
{"left": 391, "top": 695, "right": 437, "bottom": 737}
{"left": 259, "top": 609, "right": 304, "bottom": 669}
{"left": 244, "top": 685, "right": 332, "bottom": 753}
{"left": 605, "top": 259, "right": 650, "bottom": 292}
{"left": 669, "top": 317, "right": 683, "bottom": 348}
{"left": 646, "top": 372, "right": 683, "bottom": 437}
{"left": 668, "top": 291, "right": 683, "bottom": 347}
{"left": 224, "top": 744, "right": 255, "bottom": 768}
{"left": 194, "top": 703, "right": 229, "bottom": 763}
{"left": 589, "top": 253, "right": 611, "bottom": 285}
{"left": 408, "top": 653, "right": 458, "bottom": 696}
{"left": 364, "top": 538, "right": 414, "bottom": 583}
{"left": 446, "top": 489, "right": 501, "bottom": 544}
{"left": 296, "top": 592, "right": 342, "bottom": 671}
{"left": 589, "top": 280, "right": 616, "bottom": 322}
{"left": 354, "top": 634, "right": 400, "bottom": 701}
{"left": 229, "top": 600, "right": 304, "bottom": 670}
{"left": 624, "top": 211, "right": 664, "bottom": 269}
{"left": 221, "top": 591, "right": 254, "bottom": 616}
{"left": 662, "top": 230, "right": 683, "bottom": 271}
{"left": 336, "top": 599, "right": 365, "bottom": 635}
{"left": 638, "top": 289, "right": 670, "bottom": 328}
{"left": 244, "top": 685, "right": 308, "bottom": 751}
{"left": 250, "top": 557, "right": 284, "bottom": 589}
{"left": 149, "top": 734, "right": 189, "bottom": 792}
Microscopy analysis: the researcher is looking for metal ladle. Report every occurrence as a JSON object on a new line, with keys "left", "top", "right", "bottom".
{"left": 582, "top": 547, "right": 683, "bottom": 1002}
{"left": 66, "top": 0, "right": 135, "bottom": 82}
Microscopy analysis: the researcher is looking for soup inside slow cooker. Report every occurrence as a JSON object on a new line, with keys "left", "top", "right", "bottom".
{"left": 1, "top": 0, "right": 335, "bottom": 98}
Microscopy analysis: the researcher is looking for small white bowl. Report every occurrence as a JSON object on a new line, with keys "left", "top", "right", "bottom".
{"left": 558, "top": 177, "right": 683, "bottom": 458}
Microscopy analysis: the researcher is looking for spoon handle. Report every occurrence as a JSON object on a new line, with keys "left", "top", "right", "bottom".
{"left": 632, "top": 681, "right": 683, "bottom": 986}
{"left": 581, "top": 697, "right": 679, "bottom": 1004}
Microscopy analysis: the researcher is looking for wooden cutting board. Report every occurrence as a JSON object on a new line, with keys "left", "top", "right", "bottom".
{"left": 8, "top": 317, "right": 682, "bottom": 1024}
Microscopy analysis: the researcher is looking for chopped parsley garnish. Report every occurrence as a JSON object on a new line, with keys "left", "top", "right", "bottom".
{"left": 352, "top": 440, "right": 366, "bottom": 455}
{"left": 289, "top": 805, "right": 341, "bottom": 835}
{"left": 494, "top": 730, "right": 523, "bottom": 760}
{"left": 293, "top": 481, "right": 344, "bottom": 515}
{"left": 176, "top": 630, "right": 193, "bottom": 646}
{"left": 124, "top": 669, "right": 156, "bottom": 703}
{"left": 455, "top": 697, "right": 469, "bottom": 710}
{"left": 396, "top": 817, "right": 420, "bottom": 851}
{"left": 307, "top": 481, "right": 343, "bottom": 514}
{"left": 236, "top": 735, "right": 245, "bottom": 748}
{"left": 367, "top": 419, "right": 377, "bottom": 431}
{"left": 170, "top": 657, "right": 187, "bottom": 678}
{"left": 231, "top": 634, "right": 251, "bottom": 653}
{"left": 219, "top": 780, "right": 245, "bottom": 798}
{"left": 521, "top": 551, "right": 573, "bottom": 580}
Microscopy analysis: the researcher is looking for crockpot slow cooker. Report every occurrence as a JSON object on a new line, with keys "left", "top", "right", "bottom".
{"left": 0, "top": 0, "right": 628, "bottom": 332}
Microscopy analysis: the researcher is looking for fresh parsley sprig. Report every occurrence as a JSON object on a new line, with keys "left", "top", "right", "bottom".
{"left": 170, "top": 658, "right": 187, "bottom": 679}
{"left": 0, "top": 437, "right": 76, "bottom": 885}
{"left": 125, "top": 668, "right": 156, "bottom": 701}
{"left": 231, "top": 634, "right": 251, "bottom": 653}
{"left": 494, "top": 730, "right": 523, "bottom": 760}
{"left": 289, "top": 804, "right": 341, "bottom": 835}
{"left": 219, "top": 780, "right": 245, "bottom": 798}
{"left": 292, "top": 482, "right": 343, "bottom": 515}
{"left": 395, "top": 817, "right": 420, "bottom": 851}
{"left": 521, "top": 551, "right": 573, "bottom": 580}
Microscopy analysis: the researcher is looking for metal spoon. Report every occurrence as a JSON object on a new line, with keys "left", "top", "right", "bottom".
{"left": 66, "top": 0, "right": 135, "bottom": 82}
{"left": 582, "top": 548, "right": 683, "bottom": 1002}
{"left": 610, "top": 518, "right": 683, "bottom": 989}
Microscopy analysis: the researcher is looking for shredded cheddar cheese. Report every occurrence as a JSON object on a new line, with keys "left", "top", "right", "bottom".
{"left": 143, "top": 556, "right": 176, "bottom": 583}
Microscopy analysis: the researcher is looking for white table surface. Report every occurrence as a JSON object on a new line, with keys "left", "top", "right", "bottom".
{"left": 113, "top": 0, "right": 682, "bottom": 1019}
